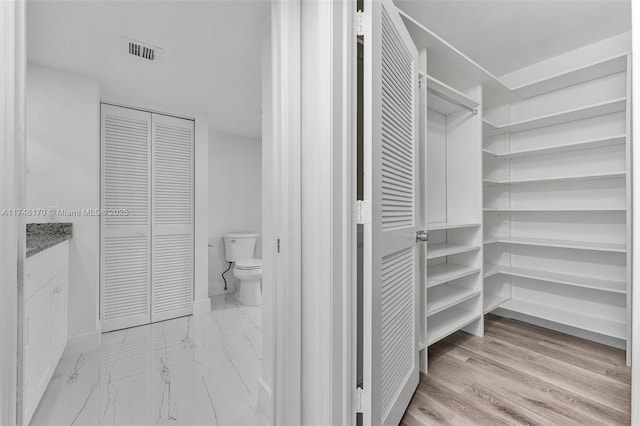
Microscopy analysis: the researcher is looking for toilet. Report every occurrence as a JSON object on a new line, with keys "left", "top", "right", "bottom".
{"left": 223, "top": 232, "right": 262, "bottom": 306}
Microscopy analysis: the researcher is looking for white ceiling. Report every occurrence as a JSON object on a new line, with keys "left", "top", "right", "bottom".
{"left": 29, "top": 0, "right": 631, "bottom": 138}
{"left": 394, "top": 0, "right": 631, "bottom": 77}
{"left": 27, "top": 0, "right": 270, "bottom": 139}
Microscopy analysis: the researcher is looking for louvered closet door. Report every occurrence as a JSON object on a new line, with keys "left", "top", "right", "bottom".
{"left": 362, "top": 1, "right": 420, "bottom": 425}
{"left": 151, "top": 114, "right": 194, "bottom": 322}
{"left": 101, "top": 104, "right": 152, "bottom": 332}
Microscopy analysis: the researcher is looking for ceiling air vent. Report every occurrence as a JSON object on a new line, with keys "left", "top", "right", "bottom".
{"left": 122, "top": 37, "right": 163, "bottom": 62}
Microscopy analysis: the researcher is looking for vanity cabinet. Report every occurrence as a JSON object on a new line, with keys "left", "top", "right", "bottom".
{"left": 23, "top": 241, "right": 69, "bottom": 425}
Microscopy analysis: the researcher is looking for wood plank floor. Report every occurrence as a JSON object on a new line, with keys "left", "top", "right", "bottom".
{"left": 402, "top": 314, "right": 631, "bottom": 426}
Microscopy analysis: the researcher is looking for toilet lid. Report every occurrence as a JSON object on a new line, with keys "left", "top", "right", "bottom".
{"left": 235, "top": 258, "right": 262, "bottom": 270}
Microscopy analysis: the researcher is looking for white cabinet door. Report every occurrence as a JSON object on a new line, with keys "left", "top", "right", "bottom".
{"left": 362, "top": 1, "right": 420, "bottom": 424}
{"left": 50, "top": 268, "right": 68, "bottom": 362}
{"left": 101, "top": 104, "right": 152, "bottom": 332}
{"left": 23, "top": 284, "right": 51, "bottom": 423}
{"left": 151, "top": 113, "right": 194, "bottom": 322}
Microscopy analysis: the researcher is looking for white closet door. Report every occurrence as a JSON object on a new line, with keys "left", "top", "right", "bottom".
{"left": 151, "top": 114, "right": 194, "bottom": 323}
{"left": 101, "top": 104, "right": 152, "bottom": 332}
{"left": 362, "top": 1, "right": 420, "bottom": 424}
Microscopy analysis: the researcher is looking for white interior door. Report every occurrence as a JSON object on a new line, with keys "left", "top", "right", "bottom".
{"left": 151, "top": 113, "right": 194, "bottom": 322}
{"left": 101, "top": 104, "right": 152, "bottom": 332}
{"left": 362, "top": 1, "right": 420, "bottom": 424}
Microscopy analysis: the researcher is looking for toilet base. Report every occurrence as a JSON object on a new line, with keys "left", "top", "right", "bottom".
{"left": 236, "top": 279, "right": 262, "bottom": 306}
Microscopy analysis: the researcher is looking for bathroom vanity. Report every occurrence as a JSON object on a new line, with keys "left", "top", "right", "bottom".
{"left": 23, "top": 223, "right": 72, "bottom": 424}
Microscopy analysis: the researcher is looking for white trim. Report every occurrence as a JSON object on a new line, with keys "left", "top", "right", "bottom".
{"left": 271, "top": 1, "right": 302, "bottom": 424}
{"left": 192, "top": 298, "right": 211, "bottom": 316}
{"left": 300, "top": 0, "right": 355, "bottom": 424}
{"left": 631, "top": 1, "right": 639, "bottom": 423}
{"left": 257, "top": 378, "right": 273, "bottom": 421}
{"left": 0, "top": 1, "right": 25, "bottom": 425}
{"left": 62, "top": 331, "right": 101, "bottom": 358}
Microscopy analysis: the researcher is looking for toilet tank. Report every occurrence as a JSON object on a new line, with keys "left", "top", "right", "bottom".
{"left": 223, "top": 232, "right": 259, "bottom": 262}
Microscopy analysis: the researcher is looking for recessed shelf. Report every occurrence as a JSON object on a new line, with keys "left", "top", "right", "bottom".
{"left": 483, "top": 293, "right": 510, "bottom": 314}
{"left": 427, "top": 307, "right": 481, "bottom": 346}
{"left": 426, "top": 75, "right": 479, "bottom": 115}
{"left": 483, "top": 134, "right": 626, "bottom": 159}
{"left": 427, "top": 263, "right": 481, "bottom": 288}
{"left": 510, "top": 54, "right": 628, "bottom": 98}
{"left": 484, "top": 264, "right": 626, "bottom": 294}
{"left": 427, "top": 242, "right": 480, "bottom": 260}
{"left": 427, "top": 285, "right": 481, "bottom": 317}
{"left": 483, "top": 171, "right": 626, "bottom": 186}
{"left": 483, "top": 208, "right": 626, "bottom": 212}
{"left": 500, "top": 299, "right": 626, "bottom": 340}
{"left": 484, "top": 236, "right": 626, "bottom": 253}
{"left": 483, "top": 98, "right": 626, "bottom": 136}
{"left": 426, "top": 222, "right": 481, "bottom": 231}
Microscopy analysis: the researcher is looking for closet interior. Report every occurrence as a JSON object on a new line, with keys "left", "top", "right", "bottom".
{"left": 399, "top": 5, "right": 632, "bottom": 369}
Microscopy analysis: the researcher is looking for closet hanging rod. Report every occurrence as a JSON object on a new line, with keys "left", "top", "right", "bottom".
{"left": 427, "top": 87, "right": 478, "bottom": 115}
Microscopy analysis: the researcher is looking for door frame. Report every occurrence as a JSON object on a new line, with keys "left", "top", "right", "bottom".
{"left": 631, "top": 2, "right": 640, "bottom": 424}
{"left": 298, "top": 0, "right": 356, "bottom": 424}
{"left": 0, "top": 1, "right": 26, "bottom": 425}
{"left": 270, "top": 1, "right": 302, "bottom": 424}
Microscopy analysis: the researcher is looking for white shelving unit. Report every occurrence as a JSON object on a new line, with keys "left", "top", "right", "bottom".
{"left": 510, "top": 54, "right": 628, "bottom": 98}
{"left": 425, "top": 75, "right": 479, "bottom": 115}
{"left": 427, "top": 264, "right": 481, "bottom": 288}
{"left": 414, "top": 41, "right": 484, "bottom": 372}
{"left": 483, "top": 171, "right": 626, "bottom": 185}
{"left": 397, "top": 4, "right": 632, "bottom": 371}
{"left": 484, "top": 236, "right": 627, "bottom": 253}
{"left": 427, "top": 285, "right": 481, "bottom": 316}
{"left": 482, "top": 51, "right": 631, "bottom": 361}
{"left": 500, "top": 299, "right": 626, "bottom": 340}
{"left": 484, "top": 264, "right": 626, "bottom": 294}
{"left": 483, "top": 208, "right": 626, "bottom": 212}
{"left": 426, "top": 307, "right": 482, "bottom": 346}
{"left": 427, "top": 242, "right": 480, "bottom": 259}
{"left": 426, "top": 222, "right": 481, "bottom": 231}
{"left": 483, "top": 134, "right": 626, "bottom": 159}
{"left": 483, "top": 97, "right": 626, "bottom": 136}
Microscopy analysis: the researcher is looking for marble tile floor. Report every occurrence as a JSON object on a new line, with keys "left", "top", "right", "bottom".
{"left": 30, "top": 294, "right": 268, "bottom": 426}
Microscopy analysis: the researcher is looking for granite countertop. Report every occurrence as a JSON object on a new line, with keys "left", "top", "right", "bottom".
{"left": 26, "top": 223, "right": 73, "bottom": 258}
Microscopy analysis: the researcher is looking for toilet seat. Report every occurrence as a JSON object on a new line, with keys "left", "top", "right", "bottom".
{"left": 235, "top": 258, "right": 262, "bottom": 270}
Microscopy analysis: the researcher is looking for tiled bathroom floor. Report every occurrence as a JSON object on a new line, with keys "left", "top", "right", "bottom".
{"left": 30, "top": 294, "right": 267, "bottom": 426}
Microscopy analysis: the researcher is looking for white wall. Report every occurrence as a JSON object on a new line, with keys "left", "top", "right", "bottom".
{"left": 26, "top": 64, "right": 100, "bottom": 345}
{"left": 258, "top": 16, "right": 274, "bottom": 419}
{"left": 208, "top": 130, "right": 262, "bottom": 295}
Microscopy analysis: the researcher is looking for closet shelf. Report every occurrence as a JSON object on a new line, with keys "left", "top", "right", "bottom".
{"left": 484, "top": 236, "right": 626, "bottom": 253}
{"left": 510, "top": 54, "right": 628, "bottom": 99}
{"left": 397, "top": 8, "right": 516, "bottom": 108}
{"left": 483, "top": 98, "right": 626, "bottom": 136}
{"left": 500, "top": 299, "right": 626, "bottom": 340}
{"left": 427, "top": 264, "right": 481, "bottom": 288}
{"left": 427, "top": 285, "right": 481, "bottom": 317}
{"left": 427, "top": 242, "right": 480, "bottom": 260}
{"left": 483, "top": 208, "right": 626, "bottom": 212}
{"left": 483, "top": 171, "right": 626, "bottom": 185}
{"left": 482, "top": 134, "right": 626, "bottom": 159}
{"left": 483, "top": 293, "right": 510, "bottom": 314}
{"left": 427, "top": 308, "right": 481, "bottom": 346}
{"left": 426, "top": 75, "right": 479, "bottom": 115}
{"left": 484, "top": 264, "right": 626, "bottom": 294}
{"left": 426, "top": 222, "right": 481, "bottom": 231}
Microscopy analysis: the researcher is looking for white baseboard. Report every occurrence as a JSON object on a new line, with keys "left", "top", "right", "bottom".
{"left": 63, "top": 331, "right": 100, "bottom": 358}
{"left": 208, "top": 279, "right": 237, "bottom": 297}
{"left": 193, "top": 298, "right": 212, "bottom": 315}
{"left": 492, "top": 308, "right": 626, "bottom": 350}
{"left": 257, "top": 378, "right": 273, "bottom": 422}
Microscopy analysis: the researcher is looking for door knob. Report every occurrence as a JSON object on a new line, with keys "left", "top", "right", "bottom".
{"left": 416, "top": 230, "right": 428, "bottom": 242}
